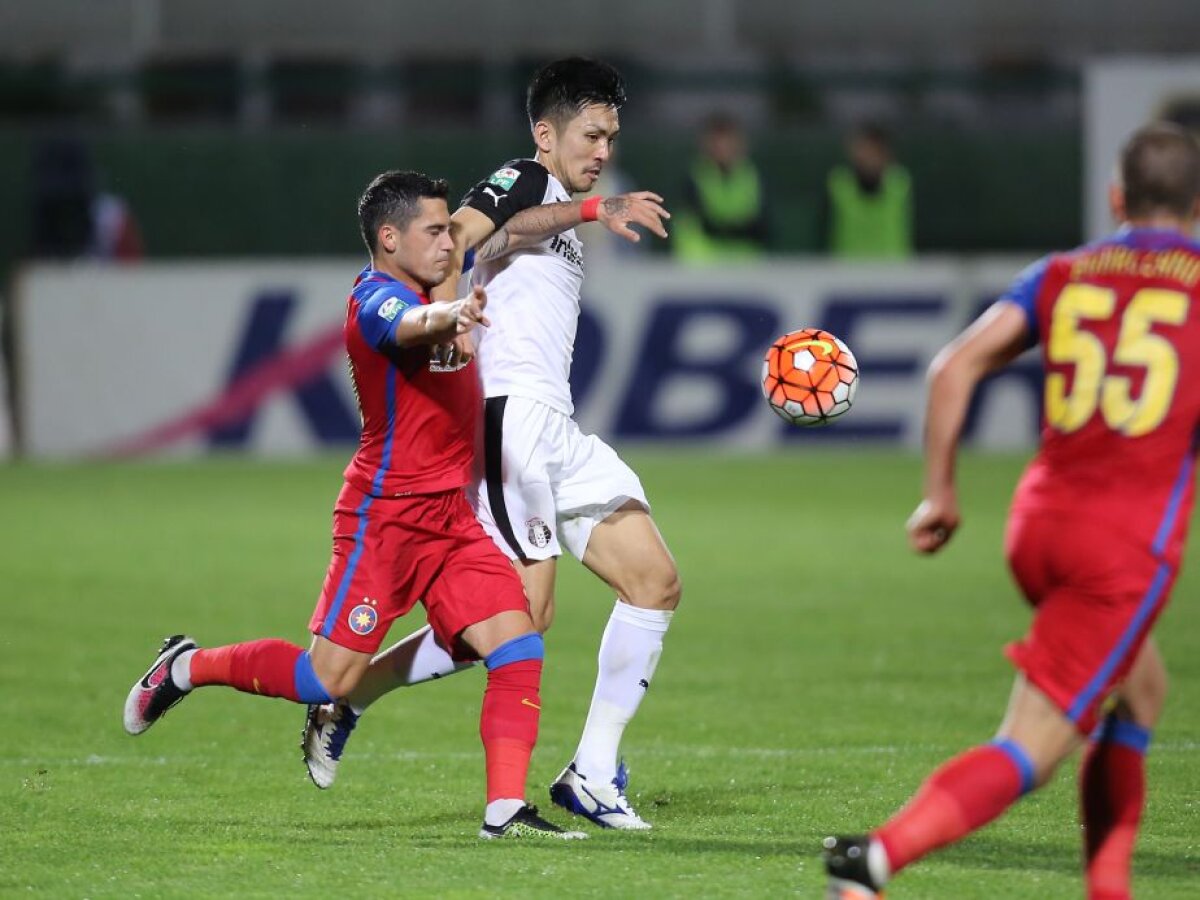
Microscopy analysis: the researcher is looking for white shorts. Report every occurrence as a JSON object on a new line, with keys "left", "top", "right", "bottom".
{"left": 471, "top": 395, "right": 649, "bottom": 561}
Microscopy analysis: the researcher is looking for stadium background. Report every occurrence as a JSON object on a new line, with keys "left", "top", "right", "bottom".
{"left": 2, "top": 3, "right": 1199, "bottom": 897}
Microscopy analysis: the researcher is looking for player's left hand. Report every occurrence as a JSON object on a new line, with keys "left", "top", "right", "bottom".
{"left": 435, "top": 332, "right": 476, "bottom": 368}
{"left": 598, "top": 192, "right": 671, "bottom": 243}
{"left": 906, "top": 495, "right": 960, "bottom": 554}
{"left": 454, "top": 285, "right": 490, "bottom": 333}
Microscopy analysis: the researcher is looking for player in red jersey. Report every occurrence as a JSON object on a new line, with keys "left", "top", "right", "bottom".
{"left": 123, "top": 170, "right": 584, "bottom": 840}
{"left": 824, "top": 122, "right": 1200, "bottom": 899}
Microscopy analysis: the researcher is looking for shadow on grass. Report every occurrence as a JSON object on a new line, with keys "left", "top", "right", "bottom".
{"left": 940, "top": 835, "right": 1199, "bottom": 881}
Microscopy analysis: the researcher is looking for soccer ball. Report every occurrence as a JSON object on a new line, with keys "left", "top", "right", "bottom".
{"left": 761, "top": 328, "right": 859, "bottom": 426}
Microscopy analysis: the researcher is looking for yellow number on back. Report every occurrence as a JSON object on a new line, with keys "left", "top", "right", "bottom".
{"left": 1045, "top": 285, "right": 1190, "bottom": 436}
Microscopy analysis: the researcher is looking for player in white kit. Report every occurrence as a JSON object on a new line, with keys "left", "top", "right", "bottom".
{"left": 303, "top": 58, "right": 678, "bottom": 830}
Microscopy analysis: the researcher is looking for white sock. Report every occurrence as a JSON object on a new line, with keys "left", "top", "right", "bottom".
{"left": 573, "top": 602, "right": 673, "bottom": 784}
{"left": 170, "top": 649, "right": 196, "bottom": 692}
{"left": 347, "top": 625, "right": 476, "bottom": 714}
{"left": 484, "top": 797, "right": 526, "bottom": 827}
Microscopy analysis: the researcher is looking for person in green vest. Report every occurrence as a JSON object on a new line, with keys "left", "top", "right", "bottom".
{"left": 823, "top": 122, "right": 914, "bottom": 259}
{"left": 673, "top": 113, "right": 770, "bottom": 262}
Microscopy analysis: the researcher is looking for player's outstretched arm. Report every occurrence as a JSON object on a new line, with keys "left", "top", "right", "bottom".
{"left": 392, "top": 286, "right": 489, "bottom": 348}
{"left": 909, "top": 301, "right": 1029, "bottom": 554}
{"left": 479, "top": 191, "right": 671, "bottom": 259}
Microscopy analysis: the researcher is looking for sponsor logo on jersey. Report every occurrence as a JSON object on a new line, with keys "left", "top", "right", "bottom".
{"left": 548, "top": 234, "right": 584, "bottom": 268}
{"left": 378, "top": 296, "right": 406, "bottom": 322}
{"left": 526, "top": 517, "right": 553, "bottom": 549}
{"left": 487, "top": 167, "right": 521, "bottom": 190}
{"left": 348, "top": 603, "right": 378, "bottom": 635}
{"left": 428, "top": 344, "right": 471, "bottom": 373}
{"left": 481, "top": 186, "right": 507, "bottom": 207}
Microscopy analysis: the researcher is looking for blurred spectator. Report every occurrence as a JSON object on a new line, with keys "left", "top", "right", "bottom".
{"left": 672, "top": 113, "right": 770, "bottom": 261}
{"left": 29, "top": 136, "right": 143, "bottom": 262}
{"left": 823, "top": 122, "right": 913, "bottom": 259}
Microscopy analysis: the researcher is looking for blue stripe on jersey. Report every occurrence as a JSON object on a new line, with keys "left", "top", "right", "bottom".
{"left": 319, "top": 348, "right": 398, "bottom": 633}
{"left": 1151, "top": 452, "right": 1195, "bottom": 557}
{"left": 321, "top": 490, "right": 376, "bottom": 638}
{"left": 1066, "top": 560, "right": 1172, "bottom": 723}
{"left": 997, "top": 255, "right": 1050, "bottom": 344}
{"left": 370, "top": 357, "right": 398, "bottom": 495}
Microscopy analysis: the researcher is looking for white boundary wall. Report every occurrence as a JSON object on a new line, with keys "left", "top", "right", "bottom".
{"left": 14, "top": 256, "right": 1042, "bottom": 458}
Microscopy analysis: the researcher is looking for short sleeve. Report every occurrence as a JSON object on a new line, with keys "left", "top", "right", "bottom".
{"left": 355, "top": 284, "right": 423, "bottom": 351}
{"left": 996, "top": 255, "right": 1051, "bottom": 346}
{"left": 460, "top": 159, "right": 550, "bottom": 229}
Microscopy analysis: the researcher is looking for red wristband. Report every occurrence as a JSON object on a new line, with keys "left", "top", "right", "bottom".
{"left": 581, "top": 195, "right": 603, "bottom": 222}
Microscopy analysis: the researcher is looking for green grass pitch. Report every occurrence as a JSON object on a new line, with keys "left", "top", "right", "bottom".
{"left": 2, "top": 451, "right": 1197, "bottom": 897}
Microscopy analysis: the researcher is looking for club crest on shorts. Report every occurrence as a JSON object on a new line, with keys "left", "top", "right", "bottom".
{"left": 348, "top": 603, "right": 378, "bottom": 635}
{"left": 526, "top": 517, "right": 552, "bottom": 549}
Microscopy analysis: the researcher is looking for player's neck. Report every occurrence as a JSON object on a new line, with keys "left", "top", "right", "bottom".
{"left": 1124, "top": 215, "right": 1194, "bottom": 235}
{"left": 535, "top": 151, "right": 573, "bottom": 195}
{"left": 370, "top": 257, "right": 427, "bottom": 297}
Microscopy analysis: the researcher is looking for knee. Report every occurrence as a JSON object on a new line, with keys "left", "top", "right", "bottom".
{"left": 631, "top": 564, "right": 681, "bottom": 611}
{"left": 311, "top": 659, "right": 364, "bottom": 701}
{"left": 531, "top": 609, "right": 554, "bottom": 634}
{"left": 527, "top": 595, "right": 555, "bottom": 634}
{"left": 1122, "top": 669, "right": 1169, "bottom": 727}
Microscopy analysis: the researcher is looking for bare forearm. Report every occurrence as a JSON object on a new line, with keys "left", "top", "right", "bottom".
{"left": 501, "top": 201, "right": 585, "bottom": 245}
{"left": 393, "top": 302, "right": 462, "bottom": 347}
{"left": 921, "top": 355, "right": 979, "bottom": 497}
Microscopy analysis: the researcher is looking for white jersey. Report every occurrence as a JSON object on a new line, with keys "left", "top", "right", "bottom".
{"left": 461, "top": 158, "right": 584, "bottom": 416}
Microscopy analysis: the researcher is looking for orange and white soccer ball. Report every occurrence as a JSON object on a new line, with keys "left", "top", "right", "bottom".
{"left": 761, "top": 328, "right": 859, "bottom": 426}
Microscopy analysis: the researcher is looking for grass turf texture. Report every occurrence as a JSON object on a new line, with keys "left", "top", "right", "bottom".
{"left": 2, "top": 451, "right": 1198, "bottom": 898}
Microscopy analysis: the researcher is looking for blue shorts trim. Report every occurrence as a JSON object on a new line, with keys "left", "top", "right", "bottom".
{"left": 321, "top": 492, "right": 375, "bottom": 638}
{"left": 1066, "top": 561, "right": 1171, "bottom": 723}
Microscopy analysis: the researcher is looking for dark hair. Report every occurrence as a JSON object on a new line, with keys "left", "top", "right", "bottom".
{"left": 526, "top": 57, "right": 626, "bottom": 128}
{"left": 357, "top": 170, "right": 449, "bottom": 253}
{"left": 1120, "top": 122, "right": 1200, "bottom": 219}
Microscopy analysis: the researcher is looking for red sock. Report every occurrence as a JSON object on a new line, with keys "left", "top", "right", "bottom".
{"left": 1081, "top": 717, "right": 1150, "bottom": 900}
{"left": 189, "top": 639, "right": 306, "bottom": 701}
{"left": 876, "top": 741, "right": 1033, "bottom": 874}
{"left": 480, "top": 659, "right": 542, "bottom": 802}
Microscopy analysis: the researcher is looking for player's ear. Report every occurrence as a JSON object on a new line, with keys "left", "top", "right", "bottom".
{"left": 532, "top": 119, "right": 555, "bottom": 154}
{"left": 379, "top": 224, "right": 397, "bottom": 254}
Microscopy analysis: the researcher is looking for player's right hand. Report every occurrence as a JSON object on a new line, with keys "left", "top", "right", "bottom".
{"left": 454, "top": 285, "right": 489, "bottom": 333}
{"left": 598, "top": 192, "right": 671, "bottom": 242}
{"left": 906, "top": 495, "right": 960, "bottom": 554}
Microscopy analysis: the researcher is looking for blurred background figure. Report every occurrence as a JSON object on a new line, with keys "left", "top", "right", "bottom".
{"left": 672, "top": 112, "right": 770, "bottom": 262}
{"left": 29, "top": 135, "right": 143, "bottom": 262}
{"left": 823, "top": 122, "right": 913, "bottom": 260}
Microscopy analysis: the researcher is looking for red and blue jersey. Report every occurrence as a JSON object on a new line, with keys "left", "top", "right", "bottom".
{"left": 999, "top": 227, "right": 1200, "bottom": 563}
{"left": 341, "top": 267, "right": 480, "bottom": 498}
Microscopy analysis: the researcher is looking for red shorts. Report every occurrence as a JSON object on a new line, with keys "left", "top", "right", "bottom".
{"left": 308, "top": 483, "right": 529, "bottom": 657}
{"left": 1004, "top": 509, "right": 1176, "bottom": 735}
